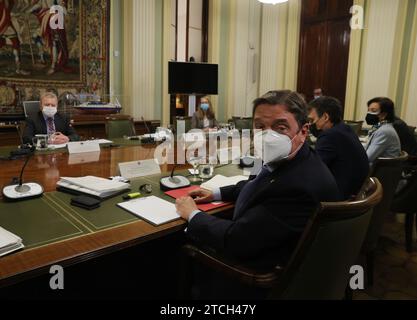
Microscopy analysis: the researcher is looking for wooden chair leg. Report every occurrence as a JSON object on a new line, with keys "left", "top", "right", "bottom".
{"left": 405, "top": 213, "right": 415, "bottom": 253}
{"left": 366, "top": 251, "right": 375, "bottom": 287}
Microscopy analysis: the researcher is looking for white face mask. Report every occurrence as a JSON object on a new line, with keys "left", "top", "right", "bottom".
{"left": 254, "top": 130, "right": 294, "bottom": 164}
{"left": 42, "top": 106, "right": 57, "bottom": 118}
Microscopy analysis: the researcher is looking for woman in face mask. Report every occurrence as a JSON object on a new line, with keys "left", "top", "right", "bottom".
{"left": 365, "top": 97, "right": 401, "bottom": 164}
{"left": 191, "top": 96, "right": 219, "bottom": 131}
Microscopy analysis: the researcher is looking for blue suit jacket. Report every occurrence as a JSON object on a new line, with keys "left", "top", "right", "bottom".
{"left": 316, "top": 122, "right": 370, "bottom": 200}
{"left": 187, "top": 144, "right": 341, "bottom": 270}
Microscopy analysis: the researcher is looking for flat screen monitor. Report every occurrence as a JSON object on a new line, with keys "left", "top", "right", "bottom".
{"left": 169, "top": 61, "right": 218, "bottom": 95}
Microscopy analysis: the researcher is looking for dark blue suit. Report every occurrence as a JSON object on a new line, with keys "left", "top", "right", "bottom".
{"left": 316, "top": 122, "right": 369, "bottom": 200}
{"left": 188, "top": 143, "right": 341, "bottom": 270}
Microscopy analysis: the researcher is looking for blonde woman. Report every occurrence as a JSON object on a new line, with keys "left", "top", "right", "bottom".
{"left": 191, "top": 96, "right": 219, "bottom": 131}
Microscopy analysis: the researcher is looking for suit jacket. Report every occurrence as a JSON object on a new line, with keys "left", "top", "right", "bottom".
{"left": 191, "top": 112, "right": 219, "bottom": 130}
{"left": 393, "top": 117, "right": 417, "bottom": 156}
{"left": 23, "top": 111, "right": 80, "bottom": 144}
{"left": 366, "top": 123, "right": 401, "bottom": 164}
{"left": 316, "top": 122, "right": 370, "bottom": 200}
{"left": 187, "top": 144, "right": 341, "bottom": 270}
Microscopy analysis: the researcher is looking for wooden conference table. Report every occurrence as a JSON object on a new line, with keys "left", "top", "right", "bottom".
{"left": 0, "top": 140, "right": 242, "bottom": 296}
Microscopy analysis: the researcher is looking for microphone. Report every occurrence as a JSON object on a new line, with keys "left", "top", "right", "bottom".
{"left": 3, "top": 146, "right": 44, "bottom": 201}
{"left": 140, "top": 116, "right": 155, "bottom": 145}
{"left": 160, "top": 165, "right": 191, "bottom": 191}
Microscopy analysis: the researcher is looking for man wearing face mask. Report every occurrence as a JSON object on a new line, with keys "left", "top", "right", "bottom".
{"left": 308, "top": 97, "right": 369, "bottom": 200}
{"left": 313, "top": 88, "right": 323, "bottom": 100}
{"left": 365, "top": 97, "right": 401, "bottom": 165}
{"left": 23, "top": 92, "right": 80, "bottom": 145}
{"left": 176, "top": 91, "right": 341, "bottom": 297}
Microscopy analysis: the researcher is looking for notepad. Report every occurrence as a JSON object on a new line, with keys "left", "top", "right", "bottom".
{"left": 165, "top": 186, "right": 231, "bottom": 212}
{"left": 0, "top": 227, "right": 24, "bottom": 257}
{"left": 200, "top": 175, "right": 248, "bottom": 192}
{"left": 117, "top": 196, "right": 180, "bottom": 226}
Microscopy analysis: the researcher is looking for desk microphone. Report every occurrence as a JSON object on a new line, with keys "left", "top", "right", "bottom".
{"left": 160, "top": 165, "right": 191, "bottom": 191}
{"left": 2, "top": 146, "right": 44, "bottom": 201}
{"left": 140, "top": 116, "right": 155, "bottom": 145}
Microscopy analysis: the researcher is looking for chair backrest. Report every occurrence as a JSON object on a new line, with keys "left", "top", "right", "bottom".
{"left": 105, "top": 116, "right": 136, "bottom": 139}
{"left": 362, "top": 151, "right": 409, "bottom": 252}
{"left": 23, "top": 101, "right": 40, "bottom": 118}
{"left": 344, "top": 120, "right": 364, "bottom": 135}
{"left": 174, "top": 116, "right": 192, "bottom": 133}
{"left": 233, "top": 117, "right": 253, "bottom": 131}
{"left": 391, "top": 168, "right": 417, "bottom": 213}
{"left": 271, "top": 178, "right": 383, "bottom": 300}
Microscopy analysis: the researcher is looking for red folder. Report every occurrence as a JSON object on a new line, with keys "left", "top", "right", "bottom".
{"left": 165, "top": 186, "right": 232, "bottom": 212}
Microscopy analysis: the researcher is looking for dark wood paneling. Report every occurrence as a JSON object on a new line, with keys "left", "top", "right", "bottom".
{"left": 297, "top": 0, "right": 353, "bottom": 109}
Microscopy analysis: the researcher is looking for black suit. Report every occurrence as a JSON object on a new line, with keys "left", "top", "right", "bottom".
{"left": 23, "top": 111, "right": 80, "bottom": 144}
{"left": 188, "top": 144, "right": 341, "bottom": 271}
{"left": 393, "top": 117, "right": 417, "bottom": 156}
{"left": 315, "top": 122, "right": 369, "bottom": 200}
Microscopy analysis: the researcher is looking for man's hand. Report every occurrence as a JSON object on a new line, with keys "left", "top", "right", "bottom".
{"left": 51, "top": 132, "right": 70, "bottom": 145}
{"left": 176, "top": 196, "right": 199, "bottom": 221}
{"left": 188, "top": 188, "right": 214, "bottom": 204}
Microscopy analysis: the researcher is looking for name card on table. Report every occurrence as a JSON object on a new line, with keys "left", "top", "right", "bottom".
{"left": 67, "top": 141, "right": 101, "bottom": 154}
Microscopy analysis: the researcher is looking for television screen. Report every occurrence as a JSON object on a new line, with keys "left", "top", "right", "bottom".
{"left": 169, "top": 62, "right": 218, "bottom": 95}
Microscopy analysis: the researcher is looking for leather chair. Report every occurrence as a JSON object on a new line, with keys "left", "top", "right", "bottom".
{"left": 232, "top": 117, "right": 253, "bottom": 131}
{"left": 174, "top": 116, "right": 192, "bottom": 134}
{"left": 362, "top": 152, "right": 409, "bottom": 286}
{"left": 344, "top": 120, "right": 364, "bottom": 135}
{"left": 391, "top": 164, "right": 417, "bottom": 252}
{"left": 105, "top": 115, "right": 136, "bottom": 139}
{"left": 181, "top": 178, "right": 382, "bottom": 300}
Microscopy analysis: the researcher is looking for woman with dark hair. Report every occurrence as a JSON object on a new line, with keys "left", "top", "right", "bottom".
{"left": 191, "top": 96, "right": 219, "bottom": 131}
{"left": 365, "top": 97, "right": 401, "bottom": 164}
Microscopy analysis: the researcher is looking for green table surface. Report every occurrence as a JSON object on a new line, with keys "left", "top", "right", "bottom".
{"left": 0, "top": 164, "right": 244, "bottom": 250}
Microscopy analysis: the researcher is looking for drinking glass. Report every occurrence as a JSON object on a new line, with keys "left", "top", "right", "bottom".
{"left": 188, "top": 156, "right": 203, "bottom": 182}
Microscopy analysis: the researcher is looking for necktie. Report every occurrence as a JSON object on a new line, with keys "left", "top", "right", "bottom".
{"left": 47, "top": 118, "right": 55, "bottom": 135}
{"left": 234, "top": 166, "right": 271, "bottom": 218}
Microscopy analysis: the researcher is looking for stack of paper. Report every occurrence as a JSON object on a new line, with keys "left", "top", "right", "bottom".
{"left": 118, "top": 196, "right": 180, "bottom": 226}
{"left": 0, "top": 227, "right": 24, "bottom": 257}
{"left": 200, "top": 175, "right": 248, "bottom": 192}
{"left": 57, "top": 176, "right": 131, "bottom": 199}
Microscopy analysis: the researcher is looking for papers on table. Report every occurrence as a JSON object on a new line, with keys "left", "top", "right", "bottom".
{"left": 118, "top": 159, "right": 161, "bottom": 180}
{"left": 200, "top": 175, "right": 248, "bottom": 192}
{"left": 0, "top": 227, "right": 24, "bottom": 257}
{"left": 57, "top": 176, "right": 130, "bottom": 199}
{"left": 117, "top": 196, "right": 180, "bottom": 226}
{"left": 48, "top": 143, "right": 68, "bottom": 150}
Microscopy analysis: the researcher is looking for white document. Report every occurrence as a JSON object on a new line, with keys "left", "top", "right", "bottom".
{"left": 118, "top": 159, "right": 161, "bottom": 180}
{"left": 117, "top": 196, "right": 180, "bottom": 226}
{"left": 0, "top": 227, "right": 24, "bottom": 257}
{"left": 91, "top": 139, "right": 113, "bottom": 144}
{"left": 60, "top": 176, "right": 129, "bottom": 193}
{"left": 200, "top": 175, "right": 248, "bottom": 192}
{"left": 67, "top": 141, "right": 100, "bottom": 154}
{"left": 68, "top": 152, "right": 100, "bottom": 165}
{"left": 48, "top": 143, "right": 68, "bottom": 150}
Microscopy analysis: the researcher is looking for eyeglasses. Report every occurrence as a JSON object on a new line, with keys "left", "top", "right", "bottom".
{"left": 139, "top": 184, "right": 153, "bottom": 194}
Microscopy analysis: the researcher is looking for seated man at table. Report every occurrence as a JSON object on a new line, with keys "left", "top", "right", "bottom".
{"left": 176, "top": 90, "right": 341, "bottom": 297}
{"left": 308, "top": 97, "right": 369, "bottom": 200}
{"left": 23, "top": 92, "right": 80, "bottom": 145}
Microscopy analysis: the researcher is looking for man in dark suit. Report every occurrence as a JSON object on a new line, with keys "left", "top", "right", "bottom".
{"left": 309, "top": 97, "right": 369, "bottom": 200}
{"left": 393, "top": 116, "right": 417, "bottom": 157}
{"left": 23, "top": 92, "right": 79, "bottom": 145}
{"left": 176, "top": 91, "right": 341, "bottom": 281}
